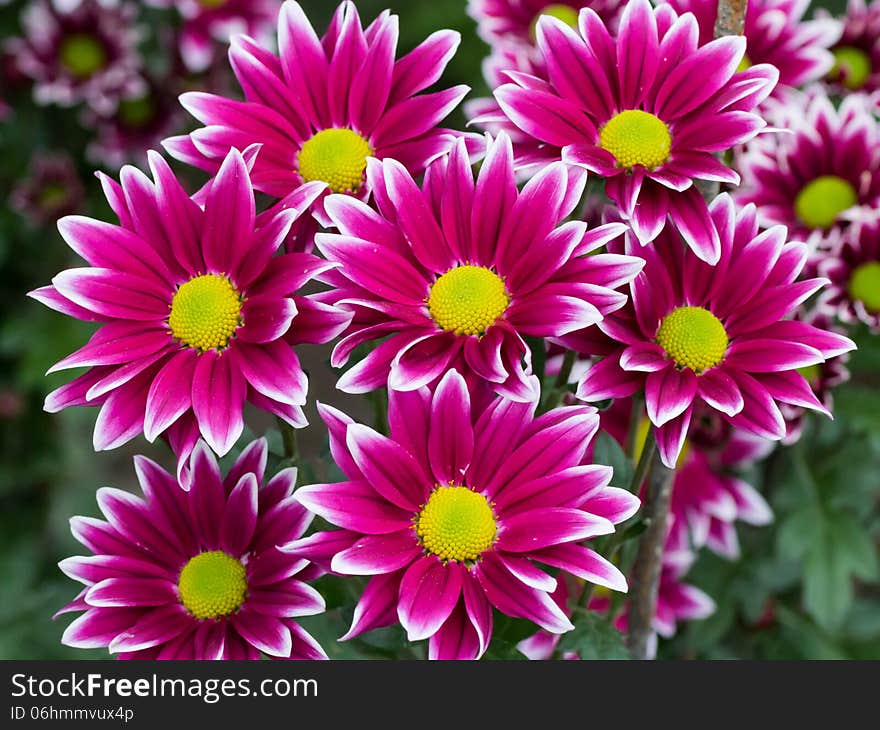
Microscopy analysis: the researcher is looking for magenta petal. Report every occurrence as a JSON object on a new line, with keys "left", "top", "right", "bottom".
{"left": 188, "top": 442, "right": 225, "bottom": 548}
{"left": 219, "top": 473, "right": 258, "bottom": 556}
{"left": 191, "top": 351, "right": 246, "bottom": 456}
{"left": 201, "top": 149, "right": 256, "bottom": 277}
{"left": 498, "top": 554, "right": 557, "bottom": 592}
{"left": 238, "top": 296, "right": 297, "bottom": 344}
{"left": 428, "top": 602, "right": 482, "bottom": 660}
{"left": 476, "top": 552, "right": 573, "bottom": 634}
{"left": 620, "top": 342, "right": 668, "bottom": 372}
{"left": 725, "top": 339, "right": 823, "bottom": 372}
{"left": 234, "top": 340, "right": 307, "bottom": 407}
{"left": 108, "top": 605, "right": 190, "bottom": 653}
{"left": 143, "top": 349, "right": 197, "bottom": 442}
{"left": 668, "top": 187, "right": 721, "bottom": 265}
{"left": 346, "top": 423, "right": 429, "bottom": 511}
{"left": 247, "top": 580, "right": 325, "bottom": 618}
{"left": 461, "top": 572, "right": 493, "bottom": 657}
{"left": 646, "top": 366, "right": 697, "bottom": 427}
{"left": 62, "top": 608, "right": 142, "bottom": 649}
{"left": 397, "top": 556, "right": 463, "bottom": 642}
{"left": 389, "top": 332, "right": 460, "bottom": 392}
{"left": 340, "top": 571, "right": 402, "bottom": 641}
{"left": 656, "top": 407, "right": 693, "bottom": 469}
{"left": 53, "top": 268, "right": 168, "bottom": 321}
{"left": 331, "top": 530, "right": 421, "bottom": 575}
{"left": 531, "top": 543, "right": 628, "bottom": 592}
{"left": 576, "top": 351, "right": 644, "bottom": 402}
{"left": 232, "top": 608, "right": 292, "bottom": 658}
{"left": 86, "top": 577, "right": 177, "bottom": 607}
{"left": 387, "top": 387, "right": 431, "bottom": 471}
{"left": 497, "top": 508, "right": 614, "bottom": 552}
{"left": 295, "top": 481, "right": 412, "bottom": 534}
{"left": 697, "top": 368, "right": 744, "bottom": 416}
{"left": 428, "top": 370, "right": 474, "bottom": 485}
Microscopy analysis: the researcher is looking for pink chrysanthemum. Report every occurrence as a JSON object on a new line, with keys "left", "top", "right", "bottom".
{"left": 576, "top": 193, "right": 856, "bottom": 468}
{"left": 602, "top": 399, "right": 773, "bottom": 560}
{"left": 662, "top": 0, "right": 840, "bottom": 93}
{"left": 819, "top": 218, "right": 880, "bottom": 331}
{"left": 7, "top": 0, "right": 144, "bottom": 115}
{"left": 821, "top": 0, "right": 880, "bottom": 93}
{"left": 165, "top": 0, "right": 470, "bottom": 244}
{"left": 84, "top": 77, "right": 185, "bottom": 169}
{"left": 11, "top": 151, "right": 86, "bottom": 226}
{"left": 316, "top": 133, "right": 643, "bottom": 401}
{"left": 493, "top": 0, "right": 777, "bottom": 263}
{"left": 467, "top": 0, "right": 625, "bottom": 49}
{"left": 29, "top": 147, "right": 351, "bottom": 475}
{"left": 282, "top": 370, "right": 639, "bottom": 660}
{"left": 735, "top": 90, "right": 880, "bottom": 250}
{"left": 145, "top": 0, "right": 281, "bottom": 72}
{"left": 57, "top": 439, "right": 326, "bottom": 659}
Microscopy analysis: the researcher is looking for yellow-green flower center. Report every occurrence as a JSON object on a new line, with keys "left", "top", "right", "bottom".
{"left": 118, "top": 95, "right": 155, "bottom": 128}
{"left": 831, "top": 46, "right": 871, "bottom": 90}
{"left": 59, "top": 33, "right": 108, "bottom": 79}
{"left": 427, "top": 265, "right": 509, "bottom": 336}
{"left": 297, "top": 128, "right": 372, "bottom": 193}
{"left": 530, "top": 3, "right": 580, "bottom": 40}
{"left": 794, "top": 175, "right": 857, "bottom": 229}
{"left": 178, "top": 551, "right": 247, "bottom": 620}
{"left": 656, "top": 306, "right": 729, "bottom": 373}
{"left": 168, "top": 274, "right": 242, "bottom": 351}
{"left": 848, "top": 261, "right": 880, "bottom": 313}
{"left": 416, "top": 486, "right": 497, "bottom": 563}
{"left": 600, "top": 110, "right": 672, "bottom": 170}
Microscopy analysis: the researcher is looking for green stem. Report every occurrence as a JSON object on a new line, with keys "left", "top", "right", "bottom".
{"left": 370, "top": 388, "right": 389, "bottom": 436}
{"left": 554, "top": 350, "right": 576, "bottom": 390}
{"left": 276, "top": 417, "right": 299, "bottom": 464}
{"left": 627, "top": 427, "right": 656, "bottom": 494}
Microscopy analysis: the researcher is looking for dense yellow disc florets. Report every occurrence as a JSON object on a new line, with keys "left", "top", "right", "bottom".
{"left": 831, "top": 46, "right": 871, "bottom": 90}
{"left": 599, "top": 110, "right": 671, "bottom": 170}
{"left": 59, "top": 34, "right": 108, "bottom": 79}
{"left": 297, "top": 128, "right": 372, "bottom": 193}
{"left": 178, "top": 551, "right": 247, "bottom": 620}
{"left": 794, "top": 175, "right": 857, "bottom": 229}
{"left": 656, "top": 306, "right": 729, "bottom": 373}
{"left": 849, "top": 261, "right": 880, "bottom": 313}
{"left": 428, "top": 265, "right": 509, "bottom": 336}
{"left": 416, "top": 486, "right": 497, "bottom": 563}
{"left": 168, "top": 274, "right": 242, "bottom": 351}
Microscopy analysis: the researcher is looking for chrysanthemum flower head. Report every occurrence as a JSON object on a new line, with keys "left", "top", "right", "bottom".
{"left": 735, "top": 90, "right": 880, "bottom": 250}
{"left": 821, "top": 0, "right": 880, "bottom": 93}
{"left": 819, "top": 217, "right": 880, "bottom": 332}
{"left": 8, "top": 0, "right": 144, "bottom": 115}
{"left": 494, "top": 0, "right": 778, "bottom": 264}
{"left": 662, "top": 0, "right": 841, "bottom": 93}
{"left": 282, "top": 370, "right": 639, "bottom": 660}
{"left": 165, "top": 0, "right": 471, "bottom": 241}
{"left": 145, "top": 0, "right": 282, "bottom": 72}
{"left": 11, "top": 151, "right": 85, "bottom": 226}
{"left": 57, "top": 439, "right": 326, "bottom": 659}
{"left": 317, "top": 132, "right": 643, "bottom": 401}
{"left": 29, "top": 147, "right": 351, "bottom": 475}
{"left": 577, "top": 193, "right": 856, "bottom": 468}
{"left": 467, "top": 0, "right": 625, "bottom": 49}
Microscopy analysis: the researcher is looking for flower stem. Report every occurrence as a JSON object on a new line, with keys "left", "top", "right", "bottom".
{"left": 625, "top": 431, "right": 675, "bottom": 660}
{"left": 370, "top": 388, "right": 389, "bottom": 436}
{"left": 276, "top": 417, "right": 299, "bottom": 464}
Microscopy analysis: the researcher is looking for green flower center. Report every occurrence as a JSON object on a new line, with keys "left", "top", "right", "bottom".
{"left": 59, "top": 33, "right": 109, "bottom": 79}
{"left": 600, "top": 110, "right": 671, "bottom": 170}
{"left": 530, "top": 3, "right": 580, "bottom": 40}
{"left": 794, "top": 176, "right": 857, "bottom": 229}
{"left": 297, "top": 128, "right": 372, "bottom": 193}
{"left": 428, "top": 265, "right": 509, "bottom": 336}
{"left": 416, "top": 486, "right": 497, "bottom": 563}
{"left": 168, "top": 274, "right": 242, "bottom": 351}
{"left": 831, "top": 46, "right": 871, "bottom": 90}
{"left": 657, "top": 306, "right": 729, "bottom": 373}
{"left": 178, "top": 551, "right": 247, "bottom": 620}
{"left": 118, "top": 95, "right": 156, "bottom": 128}
{"left": 848, "top": 261, "right": 880, "bottom": 313}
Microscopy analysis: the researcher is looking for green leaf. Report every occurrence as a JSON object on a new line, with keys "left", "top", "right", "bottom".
{"left": 591, "top": 430, "right": 634, "bottom": 489}
{"left": 558, "top": 608, "right": 629, "bottom": 660}
{"left": 776, "top": 506, "right": 822, "bottom": 561}
{"left": 803, "top": 535, "right": 853, "bottom": 632}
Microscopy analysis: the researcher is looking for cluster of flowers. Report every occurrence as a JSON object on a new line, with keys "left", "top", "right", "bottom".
{"left": 29, "top": 0, "right": 876, "bottom": 659}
